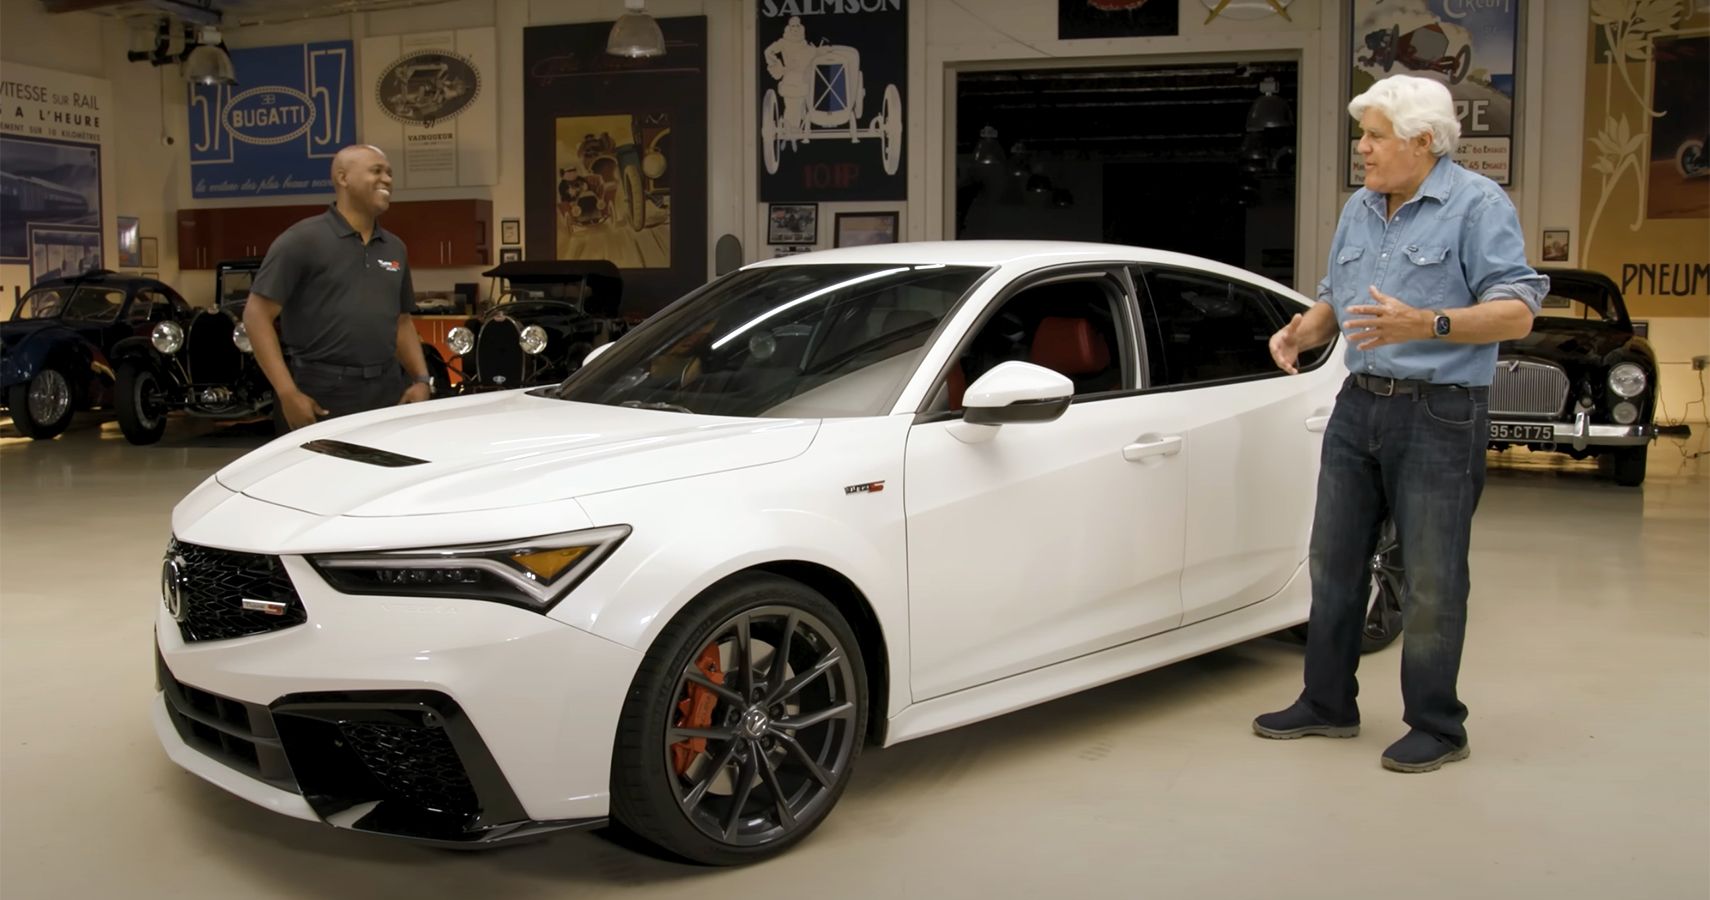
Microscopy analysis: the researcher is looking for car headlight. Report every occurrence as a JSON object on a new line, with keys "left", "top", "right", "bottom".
{"left": 520, "top": 324, "right": 548, "bottom": 356}
{"left": 307, "top": 525, "right": 630, "bottom": 613}
{"left": 1608, "top": 363, "right": 1647, "bottom": 398}
{"left": 231, "top": 322, "right": 252, "bottom": 353}
{"left": 447, "top": 326, "right": 475, "bottom": 356}
{"left": 151, "top": 321, "right": 184, "bottom": 355}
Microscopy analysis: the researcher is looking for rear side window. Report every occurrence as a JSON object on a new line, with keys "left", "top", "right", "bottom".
{"left": 1136, "top": 267, "right": 1283, "bottom": 387}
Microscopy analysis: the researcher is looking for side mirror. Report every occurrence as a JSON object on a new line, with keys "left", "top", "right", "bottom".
{"left": 583, "top": 342, "right": 615, "bottom": 365}
{"left": 948, "top": 361, "right": 1073, "bottom": 443}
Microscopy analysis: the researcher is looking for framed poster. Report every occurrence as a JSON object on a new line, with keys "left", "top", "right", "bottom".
{"left": 140, "top": 237, "right": 158, "bottom": 268}
{"left": 28, "top": 225, "right": 101, "bottom": 285}
{"left": 767, "top": 203, "right": 817, "bottom": 244}
{"left": 523, "top": 17, "right": 707, "bottom": 315}
{"left": 0, "top": 135, "right": 101, "bottom": 263}
{"left": 500, "top": 218, "right": 521, "bottom": 245}
{"left": 499, "top": 247, "right": 522, "bottom": 263}
{"left": 834, "top": 211, "right": 898, "bottom": 247}
{"left": 758, "top": 2, "right": 906, "bottom": 202}
{"left": 116, "top": 216, "right": 140, "bottom": 268}
{"left": 1346, "top": 1, "right": 1520, "bottom": 187}
{"left": 360, "top": 27, "right": 499, "bottom": 189}
{"left": 188, "top": 40, "right": 357, "bottom": 199}
{"left": 1541, "top": 228, "right": 1569, "bottom": 262}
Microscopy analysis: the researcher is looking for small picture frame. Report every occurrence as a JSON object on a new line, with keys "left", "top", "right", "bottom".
{"left": 834, "top": 211, "right": 899, "bottom": 248}
{"left": 767, "top": 203, "right": 818, "bottom": 244}
{"left": 1541, "top": 228, "right": 1569, "bottom": 263}
{"left": 117, "top": 216, "right": 141, "bottom": 268}
{"left": 140, "top": 236, "right": 159, "bottom": 268}
{"left": 500, "top": 218, "right": 521, "bottom": 246}
{"left": 499, "top": 247, "right": 522, "bottom": 263}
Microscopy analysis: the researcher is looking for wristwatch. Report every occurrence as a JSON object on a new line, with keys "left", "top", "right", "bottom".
{"left": 411, "top": 373, "right": 434, "bottom": 389}
{"left": 1431, "top": 310, "right": 1452, "bottom": 339}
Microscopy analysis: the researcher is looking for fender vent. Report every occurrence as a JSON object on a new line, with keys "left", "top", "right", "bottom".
{"left": 300, "top": 439, "right": 428, "bottom": 468}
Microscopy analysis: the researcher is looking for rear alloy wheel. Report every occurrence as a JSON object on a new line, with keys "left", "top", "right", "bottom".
{"left": 611, "top": 574, "right": 866, "bottom": 865}
{"left": 115, "top": 361, "right": 168, "bottom": 445}
{"left": 6, "top": 365, "right": 74, "bottom": 440}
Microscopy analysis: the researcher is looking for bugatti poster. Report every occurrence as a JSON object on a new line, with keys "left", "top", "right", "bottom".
{"left": 758, "top": 0, "right": 906, "bottom": 202}
{"left": 360, "top": 27, "right": 498, "bottom": 189}
{"left": 188, "top": 41, "right": 357, "bottom": 198}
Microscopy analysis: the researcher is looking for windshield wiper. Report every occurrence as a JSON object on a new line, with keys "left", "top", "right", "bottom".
{"left": 619, "top": 400, "right": 695, "bottom": 414}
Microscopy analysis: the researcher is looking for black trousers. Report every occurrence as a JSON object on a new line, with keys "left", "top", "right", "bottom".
{"left": 290, "top": 361, "right": 404, "bottom": 419}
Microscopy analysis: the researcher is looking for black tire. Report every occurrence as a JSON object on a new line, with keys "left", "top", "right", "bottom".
{"left": 1611, "top": 446, "right": 1647, "bottom": 487}
{"left": 115, "top": 361, "right": 169, "bottom": 445}
{"left": 1290, "top": 519, "right": 1405, "bottom": 655}
{"left": 5, "top": 365, "right": 75, "bottom": 440}
{"left": 610, "top": 573, "right": 867, "bottom": 866}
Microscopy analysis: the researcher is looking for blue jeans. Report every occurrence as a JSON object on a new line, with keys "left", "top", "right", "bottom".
{"left": 1300, "top": 376, "right": 1489, "bottom": 746}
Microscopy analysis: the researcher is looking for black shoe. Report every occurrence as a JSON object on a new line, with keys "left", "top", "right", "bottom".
{"left": 1252, "top": 701, "right": 1359, "bottom": 739}
{"left": 1381, "top": 729, "right": 1470, "bottom": 773}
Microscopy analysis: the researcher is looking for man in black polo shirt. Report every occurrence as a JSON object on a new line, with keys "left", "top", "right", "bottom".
{"left": 244, "top": 144, "right": 432, "bottom": 430}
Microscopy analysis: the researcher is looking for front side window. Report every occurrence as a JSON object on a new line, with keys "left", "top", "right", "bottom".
{"left": 556, "top": 263, "right": 989, "bottom": 418}
{"left": 12, "top": 286, "right": 123, "bottom": 323}
{"left": 1138, "top": 267, "right": 1282, "bottom": 387}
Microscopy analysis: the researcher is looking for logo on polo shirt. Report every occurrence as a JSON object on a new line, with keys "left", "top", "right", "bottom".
{"left": 377, "top": 259, "right": 401, "bottom": 272}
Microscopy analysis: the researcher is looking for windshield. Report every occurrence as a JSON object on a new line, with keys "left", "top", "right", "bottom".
{"left": 556, "top": 263, "right": 989, "bottom": 418}
{"left": 12, "top": 286, "right": 125, "bottom": 322}
{"left": 218, "top": 268, "right": 255, "bottom": 306}
{"left": 1537, "top": 279, "right": 1621, "bottom": 325}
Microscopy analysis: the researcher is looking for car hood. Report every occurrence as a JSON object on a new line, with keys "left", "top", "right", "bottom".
{"left": 215, "top": 391, "right": 821, "bottom": 518}
{"left": 1502, "top": 322, "right": 1634, "bottom": 364}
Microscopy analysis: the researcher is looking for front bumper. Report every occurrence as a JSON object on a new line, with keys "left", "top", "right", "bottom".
{"left": 153, "top": 553, "right": 643, "bottom": 846}
{"left": 1489, "top": 417, "right": 1656, "bottom": 450}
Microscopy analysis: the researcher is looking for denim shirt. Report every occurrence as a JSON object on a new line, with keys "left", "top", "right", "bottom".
{"left": 1316, "top": 157, "right": 1549, "bottom": 387}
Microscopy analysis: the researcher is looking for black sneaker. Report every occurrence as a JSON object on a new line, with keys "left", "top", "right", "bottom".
{"left": 1381, "top": 729, "right": 1470, "bottom": 773}
{"left": 1252, "top": 701, "right": 1359, "bottom": 739}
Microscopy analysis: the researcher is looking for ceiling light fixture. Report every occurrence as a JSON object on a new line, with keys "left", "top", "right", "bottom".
{"left": 607, "top": 0, "right": 666, "bottom": 58}
{"left": 182, "top": 26, "right": 236, "bottom": 86}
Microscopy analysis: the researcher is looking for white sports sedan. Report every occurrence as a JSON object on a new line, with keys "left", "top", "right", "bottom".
{"left": 154, "top": 241, "right": 1350, "bottom": 864}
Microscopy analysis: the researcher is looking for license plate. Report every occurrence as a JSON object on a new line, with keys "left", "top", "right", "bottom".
{"left": 1490, "top": 423, "right": 1555, "bottom": 442}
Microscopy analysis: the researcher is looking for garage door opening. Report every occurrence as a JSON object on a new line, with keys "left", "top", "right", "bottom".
{"left": 955, "top": 61, "right": 1299, "bottom": 286}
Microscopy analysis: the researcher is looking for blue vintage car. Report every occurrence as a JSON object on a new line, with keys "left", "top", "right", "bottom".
{"left": 1, "top": 270, "right": 195, "bottom": 439}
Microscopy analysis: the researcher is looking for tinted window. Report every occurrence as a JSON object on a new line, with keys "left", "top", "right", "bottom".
{"left": 933, "top": 275, "right": 1129, "bottom": 412}
{"left": 1138, "top": 267, "right": 1281, "bottom": 387}
{"left": 13, "top": 286, "right": 123, "bottom": 323}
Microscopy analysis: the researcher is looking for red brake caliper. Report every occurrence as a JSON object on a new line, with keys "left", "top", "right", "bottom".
{"left": 671, "top": 643, "right": 726, "bottom": 775}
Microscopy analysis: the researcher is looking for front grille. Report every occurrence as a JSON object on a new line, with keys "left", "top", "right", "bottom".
{"left": 157, "top": 651, "right": 297, "bottom": 791}
{"left": 168, "top": 539, "right": 306, "bottom": 642}
{"left": 475, "top": 318, "right": 523, "bottom": 387}
{"left": 1491, "top": 360, "right": 1570, "bottom": 419}
{"left": 339, "top": 720, "right": 479, "bottom": 814}
{"left": 186, "top": 312, "right": 241, "bottom": 384}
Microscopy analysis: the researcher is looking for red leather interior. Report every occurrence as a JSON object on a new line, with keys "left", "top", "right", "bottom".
{"left": 946, "top": 362, "right": 967, "bottom": 410}
{"left": 1029, "top": 317, "right": 1110, "bottom": 376}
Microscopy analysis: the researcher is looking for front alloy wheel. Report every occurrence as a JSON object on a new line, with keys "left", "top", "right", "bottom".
{"left": 611, "top": 574, "right": 866, "bottom": 865}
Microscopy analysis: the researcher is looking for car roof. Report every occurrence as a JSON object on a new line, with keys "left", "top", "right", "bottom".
{"left": 743, "top": 240, "right": 1303, "bottom": 297}
{"left": 29, "top": 270, "right": 169, "bottom": 292}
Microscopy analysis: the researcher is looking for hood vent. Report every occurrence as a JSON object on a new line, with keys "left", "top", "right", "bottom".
{"left": 300, "top": 439, "right": 429, "bottom": 468}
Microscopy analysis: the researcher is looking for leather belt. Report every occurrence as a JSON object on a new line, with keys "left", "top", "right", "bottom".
{"left": 1351, "top": 373, "right": 1486, "bottom": 398}
{"left": 293, "top": 359, "right": 393, "bottom": 379}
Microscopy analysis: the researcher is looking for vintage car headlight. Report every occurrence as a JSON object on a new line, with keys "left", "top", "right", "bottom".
{"left": 1608, "top": 363, "right": 1647, "bottom": 398}
{"left": 231, "top": 322, "right": 253, "bottom": 353}
{"left": 307, "top": 525, "right": 630, "bottom": 613}
{"left": 151, "top": 321, "right": 184, "bottom": 355}
{"left": 447, "top": 326, "right": 475, "bottom": 356}
{"left": 520, "top": 324, "right": 549, "bottom": 356}
{"left": 1612, "top": 401, "right": 1639, "bottom": 425}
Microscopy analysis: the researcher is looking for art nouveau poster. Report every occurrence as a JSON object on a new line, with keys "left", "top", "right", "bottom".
{"left": 360, "top": 27, "right": 498, "bottom": 189}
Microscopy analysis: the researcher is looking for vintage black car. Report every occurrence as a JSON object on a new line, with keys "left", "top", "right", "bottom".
{"left": 446, "top": 260, "right": 631, "bottom": 391}
{"left": 109, "top": 258, "right": 278, "bottom": 444}
{"left": 1488, "top": 268, "right": 1658, "bottom": 486}
{"left": 2, "top": 270, "right": 195, "bottom": 439}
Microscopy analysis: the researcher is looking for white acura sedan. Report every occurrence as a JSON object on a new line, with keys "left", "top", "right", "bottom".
{"left": 154, "top": 241, "right": 1351, "bottom": 864}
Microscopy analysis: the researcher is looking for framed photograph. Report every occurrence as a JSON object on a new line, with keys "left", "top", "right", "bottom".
{"left": 27, "top": 225, "right": 101, "bottom": 285}
{"left": 500, "top": 218, "right": 521, "bottom": 246}
{"left": 140, "top": 236, "right": 158, "bottom": 268}
{"left": 499, "top": 247, "right": 522, "bottom": 263}
{"left": 767, "top": 203, "right": 818, "bottom": 244}
{"left": 116, "top": 216, "right": 141, "bottom": 268}
{"left": 1541, "top": 228, "right": 1570, "bottom": 262}
{"left": 833, "top": 211, "right": 899, "bottom": 248}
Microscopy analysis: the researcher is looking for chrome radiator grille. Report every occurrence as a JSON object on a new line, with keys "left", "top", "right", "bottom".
{"left": 1490, "top": 360, "right": 1570, "bottom": 419}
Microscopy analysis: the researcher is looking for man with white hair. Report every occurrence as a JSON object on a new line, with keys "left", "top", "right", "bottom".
{"left": 244, "top": 144, "right": 433, "bottom": 430}
{"left": 1253, "top": 75, "right": 1549, "bottom": 773}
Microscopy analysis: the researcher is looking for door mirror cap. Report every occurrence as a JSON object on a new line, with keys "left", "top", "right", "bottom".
{"left": 960, "top": 361, "right": 1074, "bottom": 426}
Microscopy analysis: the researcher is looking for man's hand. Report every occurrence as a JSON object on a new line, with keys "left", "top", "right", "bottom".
{"left": 280, "top": 390, "right": 328, "bottom": 431}
{"left": 1269, "top": 313, "right": 1305, "bottom": 375}
{"left": 399, "top": 382, "right": 431, "bottom": 405}
{"left": 1345, "top": 286, "right": 1433, "bottom": 350}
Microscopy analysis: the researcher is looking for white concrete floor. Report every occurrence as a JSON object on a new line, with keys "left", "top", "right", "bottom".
{"left": 2, "top": 414, "right": 1706, "bottom": 899}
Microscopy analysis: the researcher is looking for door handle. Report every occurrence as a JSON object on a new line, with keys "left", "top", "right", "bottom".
{"left": 1123, "top": 434, "right": 1182, "bottom": 463}
{"left": 1305, "top": 415, "right": 1331, "bottom": 433}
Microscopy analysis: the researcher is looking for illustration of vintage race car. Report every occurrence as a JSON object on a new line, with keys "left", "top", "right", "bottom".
{"left": 558, "top": 124, "right": 670, "bottom": 234}
{"left": 1360, "top": 22, "right": 1472, "bottom": 84}
{"left": 761, "top": 25, "right": 902, "bottom": 177}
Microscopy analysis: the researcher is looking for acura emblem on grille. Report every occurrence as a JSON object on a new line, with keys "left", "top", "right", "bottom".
{"left": 161, "top": 556, "right": 188, "bottom": 623}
